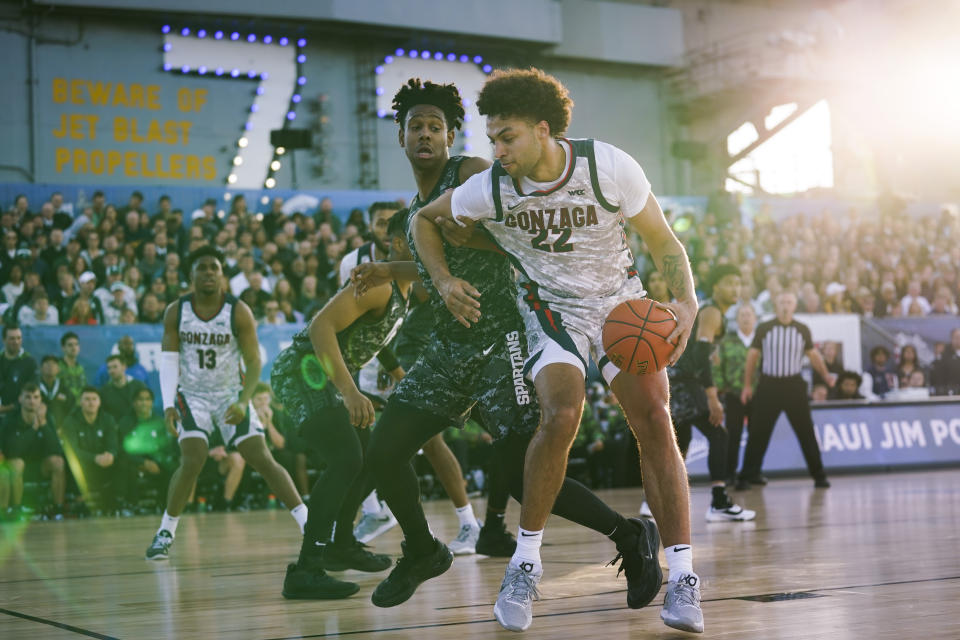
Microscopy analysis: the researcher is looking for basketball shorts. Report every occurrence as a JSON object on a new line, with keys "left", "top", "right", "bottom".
{"left": 270, "top": 346, "right": 342, "bottom": 426}
{"left": 517, "top": 275, "right": 647, "bottom": 385}
{"left": 390, "top": 330, "right": 540, "bottom": 442}
{"left": 175, "top": 391, "right": 264, "bottom": 448}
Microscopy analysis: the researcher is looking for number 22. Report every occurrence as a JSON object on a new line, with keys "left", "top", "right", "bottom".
{"left": 531, "top": 228, "right": 574, "bottom": 253}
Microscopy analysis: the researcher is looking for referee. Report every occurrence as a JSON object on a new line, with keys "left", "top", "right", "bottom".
{"left": 737, "top": 291, "right": 834, "bottom": 489}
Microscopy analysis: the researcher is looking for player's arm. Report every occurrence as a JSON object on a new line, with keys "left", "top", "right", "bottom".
{"left": 309, "top": 282, "right": 393, "bottom": 427}
{"left": 413, "top": 191, "right": 482, "bottom": 328}
{"left": 431, "top": 156, "right": 494, "bottom": 248}
{"left": 741, "top": 347, "right": 761, "bottom": 404}
{"left": 159, "top": 301, "right": 181, "bottom": 436}
{"left": 223, "top": 301, "right": 263, "bottom": 426}
{"left": 695, "top": 307, "right": 724, "bottom": 425}
{"left": 627, "top": 193, "right": 698, "bottom": 365}
{"left": 351, "top": 261, "right": 421, "bottom": 298}
{"left": 807, "top": 348, "right": 836, "bottom": 388}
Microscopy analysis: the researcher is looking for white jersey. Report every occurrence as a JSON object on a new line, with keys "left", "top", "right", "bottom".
{"left": 451, "top": 138, "right": 651, "bottom": 300}
{"left": 177, "top": 293, "right": 243, "bottom": 398}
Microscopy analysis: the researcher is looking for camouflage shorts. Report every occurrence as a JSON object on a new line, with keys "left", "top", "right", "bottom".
{"left": 392, "top": 330, "right": 540, "bottom": 442}
{"left": 667, "top": 376, "right": 709, "bottom": 426}
{"left": 270, "top": 347, "right": 341, "bottom": 425}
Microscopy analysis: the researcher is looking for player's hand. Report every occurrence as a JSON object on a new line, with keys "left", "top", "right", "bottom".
{"left": 658, "top": 299, "right": 697, "bottom": 366}
{"left": 209, "top": 445, "right": 227, "bottom": 461}
{"left": 141, "top": 459, "right": 161, "bottom": 474}
{"left": 343, "top": 389, "right": 376, "bottom": 428}
{"left": 164, "top": 407, "right": 180, "bottom": 438}
{"left": 740, "top": 386, "right": 754, "bottom": 406}
{"left": 224, "top": 402, "right": 247, "bottom": 425}
{"left": 708, "top": 396, "right": 725, "bottom": 427}
{"left": 435, "top": 275, "right": 481, "bottom": 328}
{"left": 825, "top": 372, "right": 838, "bottom": 388}
{"left": 435, "top": 216, "right": 476, "bottom": 247}
{"left": 351, "top": 262, "right": 394, "bottom": 298}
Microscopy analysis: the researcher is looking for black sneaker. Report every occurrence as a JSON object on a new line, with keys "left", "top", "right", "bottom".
{"left": 371, "top": 538, "right": 453, "bottom": 607}
{"left": 814, "top": 476, "right": 831, "bottom": 489}
{"left": 323, "top": 539, "right": 392, "bottom": 572}
{"left": 608, "top": 517, "right": 663, "bottom": 609}
{"left": 145, "top": 529, "right": 174, "bottom": 560}
{"left": 476, "top": 524, "right": 517, "bottom": 557}
{"left": 282, "top": 562, "right": 359, "bottom": 600}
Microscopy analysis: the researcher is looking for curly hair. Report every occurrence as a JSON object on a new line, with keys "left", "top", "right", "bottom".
{"left": 186, "top": 245, "right": 225, "bottom": 273}
{"left": 392, "top": 78, "right": 465, "bottom": 131}
{"left": 477, "top": 67, "right": 573, "bottom": 136}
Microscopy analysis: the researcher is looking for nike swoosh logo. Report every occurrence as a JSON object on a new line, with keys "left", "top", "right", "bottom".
{"left": 314, "top": 541, "right": 327, "bottom": 547}
{"left": 672, "top": 546, "right": 690, "bottom": 552}
{"left": 482, "top": 342, "right": 497, "bottom": 357}
{"left": 520, "top": 532, "right": 539, "bottom": 537}
{"left": 507, "top": 201, "right": 524, "bottom": 211}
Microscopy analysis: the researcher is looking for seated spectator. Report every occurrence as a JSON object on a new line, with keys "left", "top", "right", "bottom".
{"left": 896, "top": 345, "right": 926, "bottom": 388}
{"left": 99, "top": 355, "right": 147, "bottom": 424}
{"left": 930, "top": 328, "right": 960, "bottom": 396}
{"left": 117, "top": 388, "right": 177, "bottom": 512}
{"left": 138, "top": 292, "right": 165, "bottom": 324}
{"left": 864, "top": 346, "right": 898, "bottom": 399}
{"left": 823, "top": 282, "right": 851, "bottom": 313}
{"left": 875, "top": 282, "right": 899, "bottom": 317}
{"left": 1, "top": 325, "right": 38, "bottom": 416}
{"left": 240, "top": 271, "right": 271, "bottom": 319}
{"left": 103, "top": 282, "right": 134, "bottom": 325}
{"left": 2, "top": 262, "right": 24, "bottom": 306}
{"left": 59, "top": 387, "right": 120, "bottom": 513}
{"left": 1, "top": 384, "right": 67, "bottom": 519}
{"left": 38, "top": 355, "right": 75, "bottom": 426}
{"left": 899, "top": 279, "right": 931, "bottom": 316}
{"left": 811, "top": 382, "right": 829, "bottom": 402}
{"left": 798, "top": 282, "right": 821, "bottom": 313}
{"left": 853, "top": 286, "right": 876, "bottom": 317}
{"left": 66, "top": 298, "right": 98, "bottom": 325}
{"left": 929, "top": 286, "right": 958, "bottom": 315}
{"left": 65, "top": 271, "right": 105, "bottom": 324}
{"left": 831, "top": 371, "right": 865, "bottom": 400}
{"left": 57, "top": 332, "right": 87, "bottom": 402}
{"left": 51, "top": 270, "right": 77, "bottom": 316}
{"left": 18, "top": 290, "right": 59, "bottom": 326}
{"left": 94, "top": 335, "right": 148, "bottom": 386}
{"left": 814, "top": 340, "right": 844, "bottom": 387}
{"left": 644, "top": 269, "right": 671, "bottom": 303}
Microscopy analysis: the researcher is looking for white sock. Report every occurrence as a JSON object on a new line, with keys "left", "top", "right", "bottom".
{"left": 159, "top": 511, "right": 179, "bottom": 537}
{"left": 665, "top": 544, "right": 694, "bottom": 582}
{"left": 455, "top": 503, "right": 479, "bottom": 529}
{"left": 511, "top": 527, "right": 543, "bottom": 572}
{"left": 290, "top": 504, "right": 308, "bottom": 534}
{"left": 361, "top": 491, "right": 381, "bottom": 515}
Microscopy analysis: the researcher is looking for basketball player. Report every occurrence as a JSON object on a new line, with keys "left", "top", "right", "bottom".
{"left": 145, "top": 246, "right": 306, "bottom": 560}
{"left": 273, "top": 210, "right": 413, "bottom": 599}
{"left": 667, "top": 264, "right": 754, "bottom": 522}
{"left": 414, "top": 68, "right": 704, "bottom": 633}
{"left": 360, "top": 78, "right": 662, "bottom": 623}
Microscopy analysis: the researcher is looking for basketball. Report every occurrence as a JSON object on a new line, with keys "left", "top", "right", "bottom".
{"left": 602, "top": 298, "right": 678, "bottom": 375}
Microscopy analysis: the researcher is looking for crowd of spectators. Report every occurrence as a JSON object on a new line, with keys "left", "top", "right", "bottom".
{"left": 1, "top": 189, "right": 959, "bottom": 519}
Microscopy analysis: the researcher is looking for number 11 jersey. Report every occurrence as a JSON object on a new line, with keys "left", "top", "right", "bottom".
{"left": 176, "top": 293, "right": 243, "bottom": 399}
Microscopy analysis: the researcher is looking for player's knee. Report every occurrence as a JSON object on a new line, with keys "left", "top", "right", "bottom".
{"left": 228, "top": 452, "right": 245, "bottom": 470}
{"left": 180, "top": 453, "right": 206, "bottom": 475}
{"left": 9, "top": 458, "right": 25, "bottom": 474}
{"left": 540, "top": 405, "right": 582, "bottom": 442}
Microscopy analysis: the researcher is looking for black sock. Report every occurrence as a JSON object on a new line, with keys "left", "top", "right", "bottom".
{"left": 711, "top": 486, "right": 729, "bottom": 508}
{"left": 483, "top": 510, "right": 506, "bottom": 531}
{"left": 607, "top": 513, "right": 637, "bottom": 548}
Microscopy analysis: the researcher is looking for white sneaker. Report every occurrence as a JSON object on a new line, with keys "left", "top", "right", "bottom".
{"left": 447, "top": 523, "right": 480, "bottom": 555}
{"left": 639, "top": 501, "right": 653, "bottom": 518}
{"left": 705, "top": 502, "right": 756, "bottom": 522}
{"left": 353, "top": 508, "right": 398, "bottom": 543}
{"left": 661, "top": 572, "right": 704, "bottom": 633}
{"left": 493, "top": 560, "right": 541, "bottom": 631}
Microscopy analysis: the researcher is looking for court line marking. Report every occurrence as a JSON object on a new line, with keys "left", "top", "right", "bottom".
{"left": 261, "top": 574, "right": 960, "bottom": 638}
{"left": 0, "top": 608, "right": 119, "bottom": 639}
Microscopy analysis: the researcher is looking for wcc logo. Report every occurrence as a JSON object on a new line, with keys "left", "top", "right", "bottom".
{"left": 568, "top": 188, "right": 585, "bottom": 196}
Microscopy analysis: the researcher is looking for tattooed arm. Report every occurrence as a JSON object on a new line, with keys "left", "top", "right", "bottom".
{"left": 627, "top": 192, "right": 698, "bottom": 365}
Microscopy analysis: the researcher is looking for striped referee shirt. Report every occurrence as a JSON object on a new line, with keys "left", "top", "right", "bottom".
{"left": 751, "top": 319, "right": 813, "bottom": 378}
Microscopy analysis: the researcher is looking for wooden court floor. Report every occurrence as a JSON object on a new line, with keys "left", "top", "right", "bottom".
{"left": 1, "top": 469, "right": 959, "bottom": 639}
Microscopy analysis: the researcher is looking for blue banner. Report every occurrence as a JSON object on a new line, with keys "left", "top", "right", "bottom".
{"left": 684, "top": 399, "right": 960, "bottom": 476}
